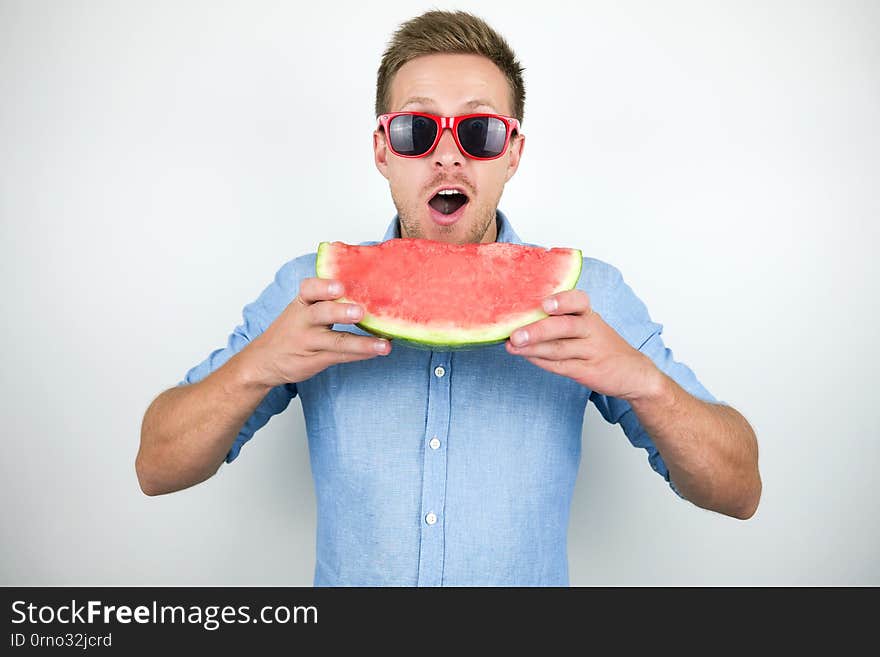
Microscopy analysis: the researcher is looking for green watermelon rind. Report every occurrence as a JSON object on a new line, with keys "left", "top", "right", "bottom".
{"left": 315, "top": 241, "right": 583, "bottom": 352}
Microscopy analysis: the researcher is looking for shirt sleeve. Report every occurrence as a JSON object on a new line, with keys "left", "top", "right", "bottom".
{"left": 586, "top": 260, "right": 724, "bottom": 499}
{"left": 178, "top": 257, "right": 307, "bottom": 464}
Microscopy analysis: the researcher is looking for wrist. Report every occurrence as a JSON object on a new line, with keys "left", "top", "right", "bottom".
{"left": 224, "top": 346, "right": 277, "bottom": 395}
{"left": 625, "top": 356, "right": 673, "bottom": 410}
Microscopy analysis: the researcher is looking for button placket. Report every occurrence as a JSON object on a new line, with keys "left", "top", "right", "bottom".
{"left": 416, "top": 353, "right": 452, "bottom": 586}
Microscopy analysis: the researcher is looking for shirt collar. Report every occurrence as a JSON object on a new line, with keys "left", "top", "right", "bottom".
{"left": 380, "top": 208, "right": 523, "bottom": 245}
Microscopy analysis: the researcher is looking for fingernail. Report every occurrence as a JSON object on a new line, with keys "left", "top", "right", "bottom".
{"left": 543, "top": 298, "right": 557, "bottom": 313}
{"left": 329, "top": 281, "right": 342, "bottom": 295}
{"left": 347, "top": 305, "right": 361, "bottom": 319}
{"left": 373, "top": 340, "right": 388, "bottom": 353}
{"left": 512, "top": 330, "right": 528, "bottom": 346}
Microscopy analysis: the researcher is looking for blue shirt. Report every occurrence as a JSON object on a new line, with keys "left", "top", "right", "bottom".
{"left": 180, "top": 209, "right": 719, "bottom": 586}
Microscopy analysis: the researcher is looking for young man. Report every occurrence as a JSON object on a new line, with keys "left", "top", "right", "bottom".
{"left": 137, "top": 10, "right": 761, "bottom": 586}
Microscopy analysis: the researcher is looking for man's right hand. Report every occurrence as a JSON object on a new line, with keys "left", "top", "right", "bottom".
{"left": 241, "top": 277, "right": 391, "bottom": 388}
{"left": 137, "top": 277, "right": 389, "bottom": 496}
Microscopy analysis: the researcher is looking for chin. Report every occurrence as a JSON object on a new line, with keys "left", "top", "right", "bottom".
{"left": 401, "top": 203, "right": 491, "bottom": 243}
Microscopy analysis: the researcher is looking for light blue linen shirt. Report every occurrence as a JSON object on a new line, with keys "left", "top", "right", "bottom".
{"left": 180, "top": 209, "right": 720, "bottom": 586}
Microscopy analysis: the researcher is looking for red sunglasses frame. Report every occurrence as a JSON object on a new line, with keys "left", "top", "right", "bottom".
{"left": 377, "top": 111, "right": 521, "bottom": 161}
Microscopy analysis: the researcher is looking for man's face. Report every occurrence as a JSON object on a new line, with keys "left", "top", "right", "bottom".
{"left": 373, "top": 53, "right": 525, "bottom": 244}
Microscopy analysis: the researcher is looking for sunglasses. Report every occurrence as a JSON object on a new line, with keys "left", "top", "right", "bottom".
{"left": 377, "top": 111, "right": 521, "bottom": 161}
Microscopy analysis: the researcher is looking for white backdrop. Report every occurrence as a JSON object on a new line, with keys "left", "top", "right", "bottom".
{"left": 1, "top": 0, "right": 877, "bottom": 585}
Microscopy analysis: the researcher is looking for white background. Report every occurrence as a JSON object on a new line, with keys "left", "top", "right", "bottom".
{"left": 1, "top": 0, "right": 877, "bottom": 585}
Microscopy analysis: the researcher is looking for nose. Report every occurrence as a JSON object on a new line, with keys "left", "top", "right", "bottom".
{"left": 430, "top": 126, "right": 463, "bottom": 167}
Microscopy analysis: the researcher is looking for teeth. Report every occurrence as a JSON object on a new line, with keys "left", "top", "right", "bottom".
{"left": 437, "top": 189, "right": 463, "bottom": 196}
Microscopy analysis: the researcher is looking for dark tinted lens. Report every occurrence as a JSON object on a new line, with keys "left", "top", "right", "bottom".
{"left": 457, "top": 116, "right": 508, "bottom": 158}
{"left": 388, "top": 114, "right": 438, "bottom": 156}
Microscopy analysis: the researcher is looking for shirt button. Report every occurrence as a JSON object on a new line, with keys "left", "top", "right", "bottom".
{"left": 425, "top": 512, "right": 438, "bottom": 526}
{"left": 429, "top": 437, "right": 441, "bottom": 450}
{"left": 434, "top": 365, "right": 446, "bottom": 378}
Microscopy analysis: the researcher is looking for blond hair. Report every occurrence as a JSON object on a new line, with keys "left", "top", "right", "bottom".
{"left": 375, "top": 10, "right": 526, "bottom": 123}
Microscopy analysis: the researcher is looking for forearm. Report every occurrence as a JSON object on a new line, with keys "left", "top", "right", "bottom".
{"left": 136, "top": 348, "right": 272, "bottom": 496}
{"left": 628, "top": 369, "right": 762, "bottom": 519}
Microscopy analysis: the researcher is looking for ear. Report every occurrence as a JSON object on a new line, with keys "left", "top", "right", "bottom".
{"left": 504, "top": 133, "right": 525, "bottom": 183}
{"left": 374, "top": 128, "right": 389, "bottom": 179}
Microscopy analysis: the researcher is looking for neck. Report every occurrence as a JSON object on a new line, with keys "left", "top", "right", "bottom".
{"left": 482, "top": 215, "right": 499, "bottom": 243}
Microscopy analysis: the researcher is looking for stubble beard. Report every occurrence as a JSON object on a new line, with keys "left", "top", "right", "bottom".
{"left": 392, "top": 189, "right": 499, "bottom": 244}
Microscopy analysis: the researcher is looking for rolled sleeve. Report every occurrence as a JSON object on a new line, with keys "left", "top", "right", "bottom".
{"left": 178, "top": 256, "right": 308, "bottom": 464}
{"left": 586, "top": 260, "right": 722, "bottom": 498}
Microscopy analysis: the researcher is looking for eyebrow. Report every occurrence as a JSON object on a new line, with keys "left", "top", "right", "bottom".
{"left": 398, "top": 96, "right": 499, "bottom": 113}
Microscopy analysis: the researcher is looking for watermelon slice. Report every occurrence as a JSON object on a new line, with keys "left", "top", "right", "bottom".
{"left": 315, "top": 238, "right": 583, "bottom": 351}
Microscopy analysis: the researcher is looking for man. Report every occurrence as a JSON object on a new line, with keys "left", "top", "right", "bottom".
{"left": 137, "top": 10, "right": 761, "bottom": 586}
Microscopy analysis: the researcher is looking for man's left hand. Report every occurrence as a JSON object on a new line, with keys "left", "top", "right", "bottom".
{"left": 505, "top": 289, "right": 661, "bottom": 402}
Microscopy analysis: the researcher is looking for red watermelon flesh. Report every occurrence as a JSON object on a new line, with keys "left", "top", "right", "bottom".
{"left": 315, "top": 238, "right": 583, "bottom": 350}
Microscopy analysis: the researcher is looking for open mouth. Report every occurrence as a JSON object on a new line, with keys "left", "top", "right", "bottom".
{"left": 428, "top": 190, "right": 469, "bottom": 215}
{"left": 427, "top": 188, "right": 470, "bottom": 225}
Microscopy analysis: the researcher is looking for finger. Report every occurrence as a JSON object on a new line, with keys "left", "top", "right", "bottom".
{"left": 521, "top": 354, "right": 575, "bottom": 377}
{"left": 507, "top": 337, "right": 588, "bottom": 360}
{"left": 541, "top": 289, "right": 591, "bottom": 316}
{"left": 308, "top": 299, "right": 364, "bottom": 327}
{"left": 296, "top": 277, "right": 347, "bottom": 306}
{"left": 509, "top": 314, "right": 585, "bottom": 347}
{"left": 315, "top": 347, "right": 388, "bottom": 367}
{"left": 312, "top": 329, "right": 391, "bottom": 358}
